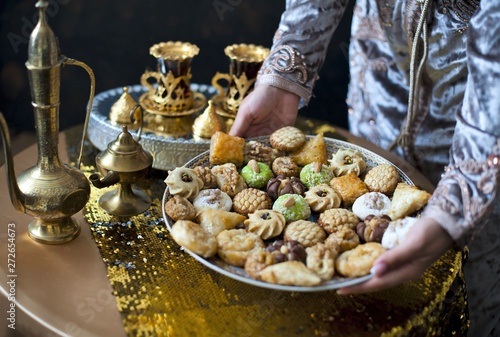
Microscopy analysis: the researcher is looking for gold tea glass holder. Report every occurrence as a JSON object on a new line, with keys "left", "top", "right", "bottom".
{"left": 211, "top": 43, "right": 269, "bottom": 123}
{"left": 139, "top": 41, "right": 207, "bottom": 138}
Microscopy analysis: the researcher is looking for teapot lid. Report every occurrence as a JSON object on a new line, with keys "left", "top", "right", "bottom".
{"left": 108, "top": 126, "right": 142, "bottom": 155}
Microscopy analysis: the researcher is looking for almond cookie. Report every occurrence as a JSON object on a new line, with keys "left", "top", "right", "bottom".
{"left": 244, "top": 250, "right": 279, "bottom": 279}
{"left": 269, "top": 126, "right": 306, "bottom": 152}
{"left": 164, "top": 195, "right": 196, "bottom": 222}
{"left": 356, "top": 214, "right": 391, "bottom": 243}
{"left": 328, "top": 148, "right": 366, "bottom": 177}
{"left": 272, "top": 156, "right": 300, "bottom": 177}
{"left": 197, "top": 208, "right": 246, "bottom": 237}
{"left": 216, "top": 229, "right": 265, "bottom": 267}
{"left": 352, "top": 192, "right": 391, "bottom": 221}
{"left": 260, "top": 261, "right": 322, "bottom": 286}
{"left": 272, "top": 194, "right": 311, "bottom": 223}
{"left": 211, "top": 163, "right": 247, "bottom": 198}
{"left": 318, "top": 208, "right": 359, "bottom": 234}
{"left": 283, "top": 220, "right": 326, "bottom": 248}
{"left": 233, "top": 188, "right": 272, "bottom": 216}
{"left": 364, "top": 164, "right": 399, "bottom": 195}
{"left": 240, "top": 160, "right": 273, "bottom": 189}
{"left": 335, "top": 242, "right": 386, "bottom": 277}
{"left": 324, "top": 227, "right": 360, "bottom": 253}
{"left": 244, "top": 140, "right": 281, "bottom": 166}
{"left": 330, "top": 172, "right": 369, "bottom": 207}
{"left": 306, "top": 243, "right": 336, "bottom": 281}
{"left": 193, "top": 166, "right": 218, "bottom": 189}
{"left": 165, "top": 167, "right": 204, "bottom": 201}
{"left": 299, "top": 162, "right": 335, "bottom": 189}
{"left": 388, "top": 183, "right": 431, "bottom": 220}
{"left": 170, "top": 220, "right": 217, "bottom": 258}
{"left": 192, "top": 188, "right": 232, "bottom": 213}
{"left": 304, "top": 184, "right": 341, "bottom": 212}
{"left": 244, "top": 209, "right": 286, "bottom": 240}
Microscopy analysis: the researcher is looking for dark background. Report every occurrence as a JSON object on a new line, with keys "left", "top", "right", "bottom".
{"left": 0, "top": 0, "right": 353, "bottom": 137}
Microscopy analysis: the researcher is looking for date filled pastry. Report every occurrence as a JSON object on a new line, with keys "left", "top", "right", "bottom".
{"left": 233, "top": 188, "right": 273, "bottom": 216}
{"left": 329, "top": 172, "right": 370, "bottom": 207}
{"left": 364, "top": 164, "right": 399, "bottom": 195}
{"left": 211, "top": 163, "right": 247, "bottom": 198}
{"left": 196, "top": 208, "right": 246, "bottom": 237}
{"left": 351, "top": 192, "right": 391, "bottom": 220}
{"left": 216, "top": 229, "right": 265, "bottom": 267}
{"left": 328, "top": 148, "right": 367, "bottom": 177}
{"left": 306, "top": 243, "right": 336, "bottom": 281}
{"left": 165, "top": 167, "right": 204, "bottom": 201}
{"left": 318, "top": 208, "right": 360, "bottom": 234}
{"left": 283, "top": 220, "right": 326, "bottom": 248}
{"left": 335, "top": 242, "right": 386, "bottom": 278}
{"left": 244, "top": 209, "right": 286, "bottom": 240}
{"left": 209, "top": 131, "right": 245, "bottom": 166}
{"left": 356, "top": 214, "right": 391, "bottom": 243}
{"left": 324, "top": 227, "right": 360, "bottom": 254}
{"left": 387, "top": 183, "right": 431, "bottom": 220}
{"left": 170, "top": 220, "right": 217, "bottom": 258}
{"left": 164, "top": 195, "right": 196, "bottom": 222}
{"left": 244, "top": 140, "right": 281, "bottom": 166}
{"left": 304, "top": 184, "right": 341, "bottom": 212}
{"left": 192, "top": 188, "right": 232, "bottom": 213}
{"left": 259, "top": 261, "right": 322, "bottom": 286}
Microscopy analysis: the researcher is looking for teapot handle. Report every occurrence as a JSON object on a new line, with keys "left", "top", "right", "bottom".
{"left": 62, "top": 57, "right": 96, "bottom": 169}
{"left": 129, "top": 104, "right": 144, "bottom": 142}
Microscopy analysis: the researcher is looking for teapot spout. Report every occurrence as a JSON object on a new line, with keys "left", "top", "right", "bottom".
{"left": 89, "top": 171, "right": 120, "bottom": 189}
{"left": 0, "top": 113, "right": 26, "bottom": 213}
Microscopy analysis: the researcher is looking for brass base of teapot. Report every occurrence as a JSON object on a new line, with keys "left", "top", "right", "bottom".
{"left": 28, "top": 217, "right": 81, "bottom": 245}
{"left": 98, "top": 183, "right": 151, "bottom": 217}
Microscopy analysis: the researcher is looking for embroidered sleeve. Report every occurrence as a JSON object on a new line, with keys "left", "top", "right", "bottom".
{"left": 256, "top": 0, "right": 351, "bottom": 105}
{"left": 421, "top": 2, "right": 500, "bottom": 247}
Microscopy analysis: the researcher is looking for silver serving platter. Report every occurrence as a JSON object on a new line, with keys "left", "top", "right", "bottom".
{"left": 162, "top": 136, "right": 414, "bottom": 292}
{"left": 88, "top": 84, "right": 216, "bottom": 171}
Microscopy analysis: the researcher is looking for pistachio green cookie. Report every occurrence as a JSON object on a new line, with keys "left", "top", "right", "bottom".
{"left": 272, "top": 194, "right": 311, "bottom": 223}
{"left": 299, "top": 162, "right": 335, "bottom": 188}
{"left": 241, "top": 159, "right": 273, "bottom": 189}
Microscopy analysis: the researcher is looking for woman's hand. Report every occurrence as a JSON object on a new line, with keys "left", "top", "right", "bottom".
{"left": 229, "top": 85, "right": 300, "bottom": 138}
{"left": 337, "top": 217, "right": 454, "bottom": 295}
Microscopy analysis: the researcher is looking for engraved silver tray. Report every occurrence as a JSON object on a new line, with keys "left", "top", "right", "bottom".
{"left": 88, "top": 84, "right": 217, "bottom": 171}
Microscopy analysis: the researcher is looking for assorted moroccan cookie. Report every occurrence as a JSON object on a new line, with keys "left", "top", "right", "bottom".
{"left": 163, "top": 126, "right": 432, "bottom": 287}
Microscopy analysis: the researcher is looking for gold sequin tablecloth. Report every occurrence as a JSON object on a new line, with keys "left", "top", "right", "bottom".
{"left": 83, "top": 168, "right": 468, "bottom": 337}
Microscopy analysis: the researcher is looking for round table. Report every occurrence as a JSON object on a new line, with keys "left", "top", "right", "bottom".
{"left": 0, "top": 124, "right": 465, "bottom": 337}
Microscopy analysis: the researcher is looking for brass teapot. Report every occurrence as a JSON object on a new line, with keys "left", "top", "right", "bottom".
{"left": 89, "top": 105, "right": 153, "bottom": 217}
{"left": 0, "top": 0, "right": 96, "bottom": 244}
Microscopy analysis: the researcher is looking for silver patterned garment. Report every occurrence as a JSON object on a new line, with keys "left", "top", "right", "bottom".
{"left": 256, "top": 1, "right": 500, "bottom": 336}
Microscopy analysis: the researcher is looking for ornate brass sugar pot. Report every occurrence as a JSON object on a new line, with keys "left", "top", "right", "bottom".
{"left": 89, "top": 105, "right": 153, "bottom": 217}
{"left": 0, "top": 0, "right": 96, "bottom": 244}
